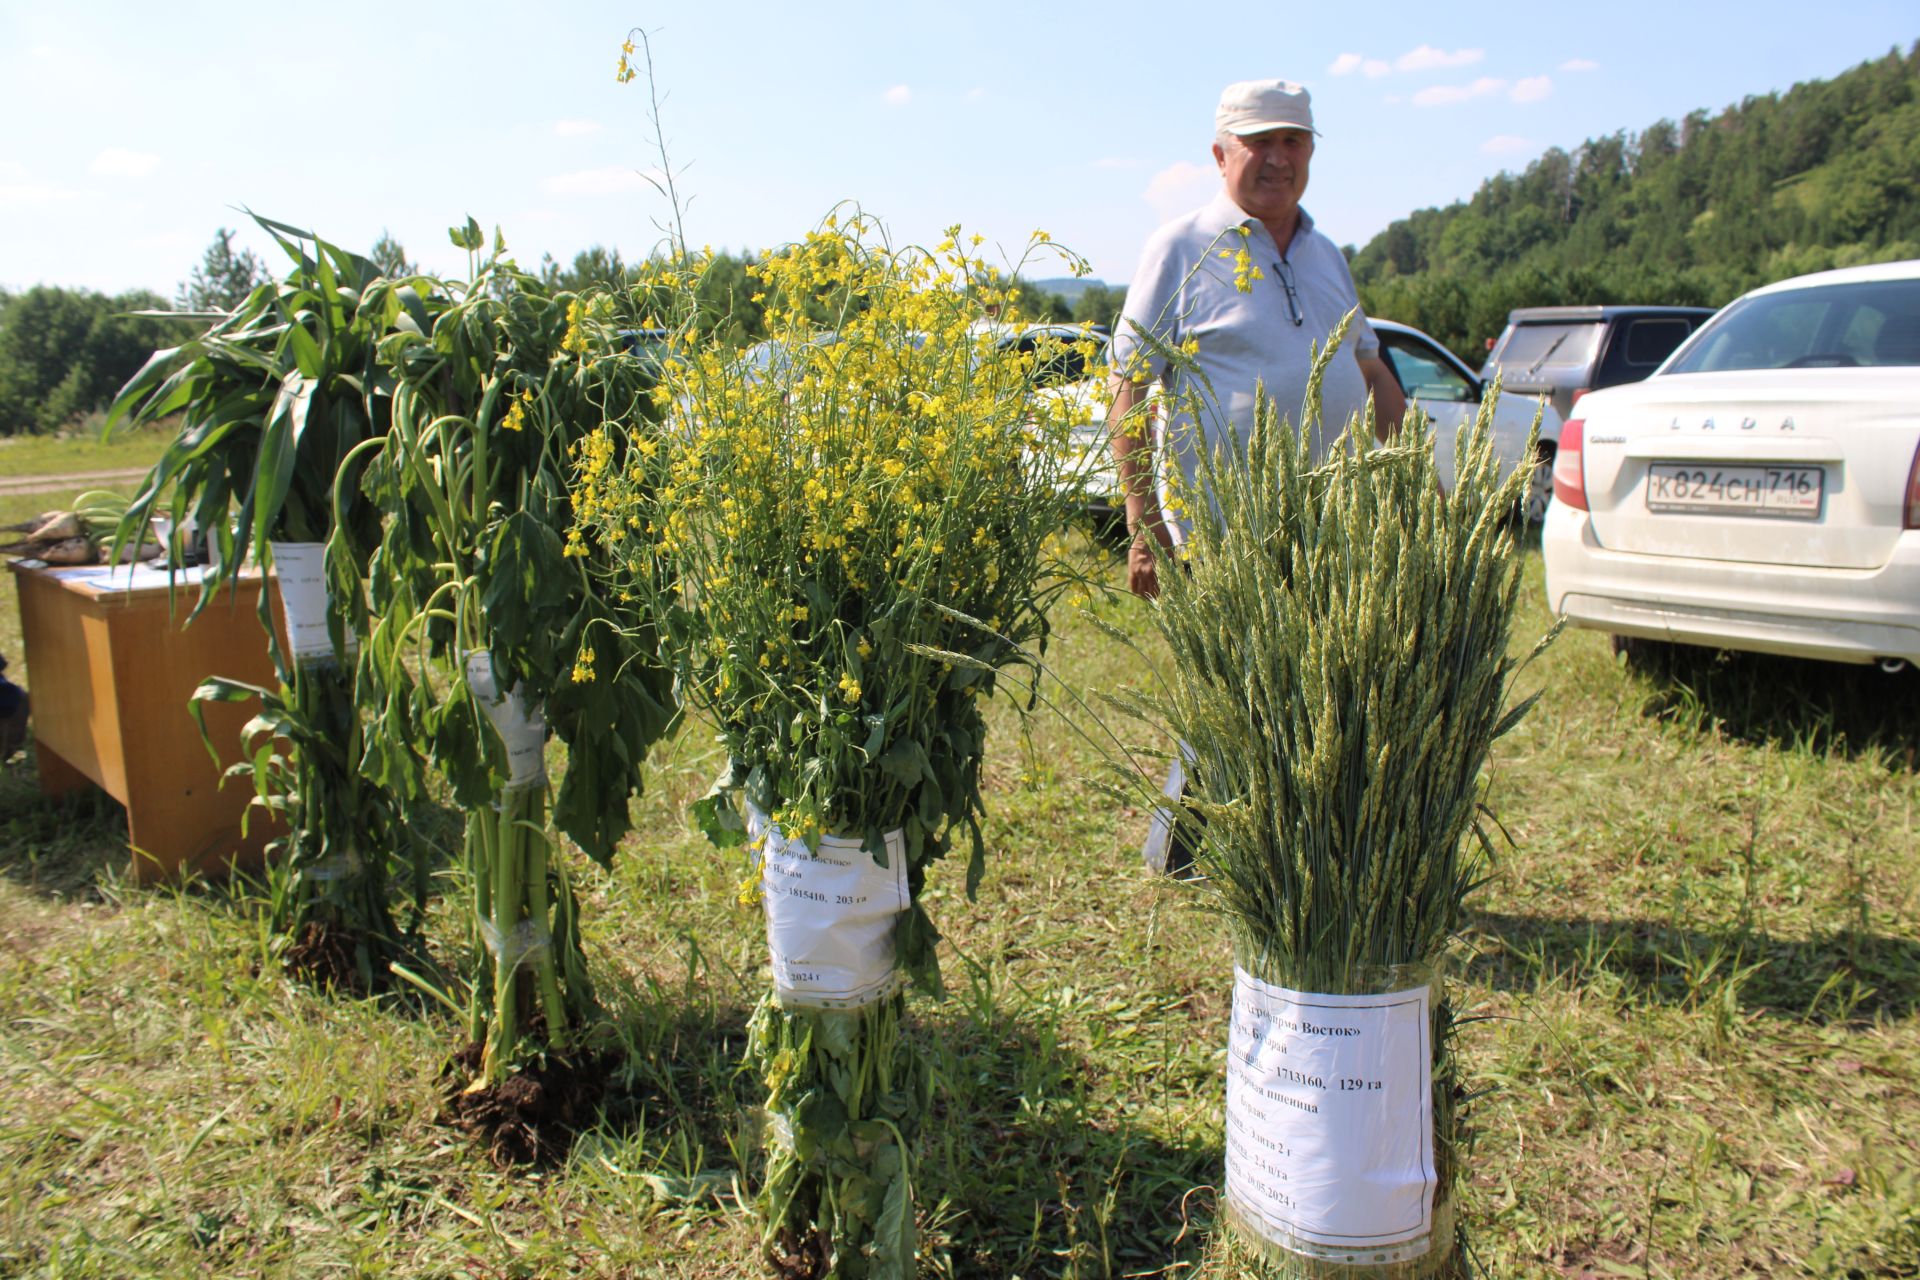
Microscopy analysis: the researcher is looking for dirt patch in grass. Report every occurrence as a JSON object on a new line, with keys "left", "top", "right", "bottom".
{"left": 441, "top": 1036, "right": 621, "bottom": 1167}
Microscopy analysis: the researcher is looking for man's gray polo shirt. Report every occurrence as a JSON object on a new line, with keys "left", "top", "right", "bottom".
{"left": 1113, "top": 192, "right": 1377, "bottom": 537}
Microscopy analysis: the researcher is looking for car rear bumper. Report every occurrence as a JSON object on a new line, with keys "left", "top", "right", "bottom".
{"left": 1541, "top": 503, "right": 1920, "bottom": 665}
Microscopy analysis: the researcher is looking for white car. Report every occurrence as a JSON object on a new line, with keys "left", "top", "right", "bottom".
{"left": 1374, "top": 319, "right": 1563, "bottom": 522}
{"left": 1542, "top": 260, "right": 1920, "bottom": 670}
{"left": 1040, "top": 319, "right": 1560, "bottom": 527}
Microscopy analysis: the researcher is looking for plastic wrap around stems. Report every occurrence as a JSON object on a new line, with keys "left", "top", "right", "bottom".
{"left": 742, "top": 803, "right": 925, "bottom": 1279}
{"left": 1224, "top": 954, "right": 1461, "bottom": 1279}
{"left": 269, "top": 541, "right": 355, "bottom": 666}
{"left": 747, "top": 803, "right": 910, "bottom": 1011}
{"left": 459, "top": 652, "right": 589, "bottom": 1086}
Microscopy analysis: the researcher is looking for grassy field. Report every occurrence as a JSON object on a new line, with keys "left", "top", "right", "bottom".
{"left": 1, "top": 536, "right": 1916, "bottom": 1278}
{"left": 0, "top": 416, "right": 175, "bottom": 481}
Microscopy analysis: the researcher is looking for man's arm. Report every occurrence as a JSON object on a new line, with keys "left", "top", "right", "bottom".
{"left": 1356, "top": 353, "right": 1407, "bottom": 444}
{"left": 1108, "top": 372, "right": 1171, "bottom": 598}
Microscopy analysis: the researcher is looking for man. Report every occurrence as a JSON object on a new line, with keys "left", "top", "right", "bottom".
{"left": 1109, "top": 78, "right": 1406, "bottom": 600}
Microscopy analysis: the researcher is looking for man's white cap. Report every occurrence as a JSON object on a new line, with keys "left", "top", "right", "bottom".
{"left": 1215, "top": 79, "right": 1318, "bottom": 137}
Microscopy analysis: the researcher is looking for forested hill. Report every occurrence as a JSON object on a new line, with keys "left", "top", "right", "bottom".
{"left": 1352, "top": 43, "right": 1920, "bottom": 358}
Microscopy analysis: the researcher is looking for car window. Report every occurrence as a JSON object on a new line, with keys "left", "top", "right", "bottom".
{"left": 1494, "top": 322, "right": 1603, "bottom": 373}
{"left": 1622, "top": 318, "right": 1693, "bottom": 367}
{"left": 1381, "top": 334, "right": 1476, "bottom": 404}
{"left": 1666, "top": 279, "right": 1920, "bottom": 372}
{"left": 1008, "top": 333, "right": 1104, "bottom": 387}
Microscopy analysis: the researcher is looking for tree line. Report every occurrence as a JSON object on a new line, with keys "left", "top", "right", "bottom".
{"left": 0, "top": 230, "right": 1123, "bottom": 438}
{"left": 1350, "top": 43, "right": 1920, "bottom": 359}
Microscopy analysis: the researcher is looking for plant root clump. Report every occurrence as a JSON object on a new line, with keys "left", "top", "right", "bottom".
{"left": 440, "top": 1038, "right": 618, "bottom": 1168}
{"left": 282, "top": 920, "right": 367, "bottom": 994}
{"left": 767, "top": 1227, "right": 831, "bottom": 1280}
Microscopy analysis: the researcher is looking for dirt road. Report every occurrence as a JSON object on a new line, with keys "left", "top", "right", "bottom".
{"left": 0, "top": 468, "right": 151, "bottom": 499}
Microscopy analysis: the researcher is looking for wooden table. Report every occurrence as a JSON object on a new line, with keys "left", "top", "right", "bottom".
{"left": 8, "top": 561, "right": 285, "bottom": 882}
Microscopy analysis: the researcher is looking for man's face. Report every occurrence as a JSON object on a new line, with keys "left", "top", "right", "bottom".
{"left": 1213, "top": 127, "right": 1313, "bottom": 225}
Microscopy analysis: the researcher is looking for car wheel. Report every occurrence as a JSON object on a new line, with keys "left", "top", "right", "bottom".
{"left": 1523, "top": 443, "right": 1555, "bottom": 524}
{"left": 1610, "top": 633, "right": 1674, "bottom": 677}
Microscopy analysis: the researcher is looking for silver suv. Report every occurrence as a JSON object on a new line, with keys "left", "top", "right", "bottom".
{"left": 1483, "top": 305, "right": 1715, "bottom": 423}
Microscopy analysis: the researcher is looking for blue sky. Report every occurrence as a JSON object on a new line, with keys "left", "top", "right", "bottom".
{"left": 2, "top": 2, "right": 1914, "bottom": 298}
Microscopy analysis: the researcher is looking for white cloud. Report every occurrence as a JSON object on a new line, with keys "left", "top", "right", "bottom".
{"left": 883, "top": 84, "right": 911, "bottom": 107}
{"left": 90, "top": 148, "right": 160, "bottom": 179}
{"left": 543, "top": 166, "right": 658, "bottom": 195}
{"left": 553, "top": 119, "right": 602, "bottom": 138}
{"left": 0, "top": 178, "right": 77, "bottom": 207}
{"left": 0, "top": 162, "right": 27, "bottom": 181}
{"left": 1328, "top": 52, "right": 1364, "bottom": 76}
{"left": 1510, "top": 76, "right": 1552, "bottom": 103}
{"left": 1412, "top": 77, "right": 1506, "bottom": 107}
{"left": 1481, "top": 134, "right": 1533, "bottom": 155}
{"left": 1560, "top": 58, "right": 1599, "bottom": 72}
{"left": 1395, "top": 45, "right": 1484, "bottom": 72}
{"left": 1144, "top": 160, "right": 1218, "bottom": 222}
{"left": 966, "top": 87, "right": 987, "bottom": 101}
{"left": 1363, "top": 59, "right": 1391, "bottom": 78}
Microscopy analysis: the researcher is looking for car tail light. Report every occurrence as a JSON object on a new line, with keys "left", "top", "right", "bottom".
{"left": 1553, "top": 419, "right": 1588, "bottom": 511}
{"left": 1906, "top": 440, "right": 1920, "bottom": 530}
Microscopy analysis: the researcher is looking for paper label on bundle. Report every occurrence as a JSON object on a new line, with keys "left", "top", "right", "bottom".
{"left": 750, "top": 807, "right": 909, "bottom": 1008}
{"left": 1224, "top": 967, "right": 1436, "bottom": 1254}
{"left": 463, "top": 651, "right": 547, "bottom": 789}
{"left": 270, "top": 541, "right": 353, "bottom": 664}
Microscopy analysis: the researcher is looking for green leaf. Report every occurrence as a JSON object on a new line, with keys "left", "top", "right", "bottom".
{"left": 691, "top": 776, "right": 747, "bottom": 849}
{"left": 873, "top": 1168, "right": 914, "bottom": 1271}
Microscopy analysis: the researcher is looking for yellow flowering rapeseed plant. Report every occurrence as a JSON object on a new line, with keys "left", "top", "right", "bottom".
{"left": 576, "top": 210, "right": 1094, "bottom": 1277}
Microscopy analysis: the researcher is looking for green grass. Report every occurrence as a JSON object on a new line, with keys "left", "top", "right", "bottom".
{"left": 1, "top": 545, "right": 1917, "bottom": 1277}
{"left": 0, "top": 416, "right": 174, "bottom": 480}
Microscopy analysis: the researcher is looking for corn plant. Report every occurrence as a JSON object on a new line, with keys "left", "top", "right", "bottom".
{"left": 357, "top": 221, "right": 676, "bottom": 1101}
{"left": 105, "top": 215, "right": 435, "bottom": 988}
{"left": 1111, "top": 330, "right": 1553, "bottom": 1276}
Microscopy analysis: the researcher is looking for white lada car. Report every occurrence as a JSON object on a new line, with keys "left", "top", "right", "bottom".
{"left": 1542, "top": 260, "right": 1920, "bottom": 670}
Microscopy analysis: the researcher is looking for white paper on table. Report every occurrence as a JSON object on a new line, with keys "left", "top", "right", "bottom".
{"left": 463, "top": 650, "right": 547, "bottom": 789}
{"left": 46, "top": 563, "right": 211, "bottom": 591}
{"left": 748, "top": 804, "right": 909, "bottom": 1008}
{"left": 1224, "top": 967, "right": 1436, "bottom": 1256}
{"left": 269, "top": 541, "right": 353, "bottom": 664}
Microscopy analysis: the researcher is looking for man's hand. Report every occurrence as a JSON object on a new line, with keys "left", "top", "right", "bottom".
{"left": 1128, "top": 521, "right": 1176, "bottom": 599}
{"left": 1357, "top": 352, "right": 1407, "bottom": 443}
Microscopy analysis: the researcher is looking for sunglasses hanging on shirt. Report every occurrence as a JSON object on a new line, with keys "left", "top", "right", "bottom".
{"left": 1272, "top": 259, "right": 1304, "bottom": 327}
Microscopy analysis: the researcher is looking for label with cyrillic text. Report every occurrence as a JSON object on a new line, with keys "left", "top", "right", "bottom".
{"left": 1224, "top": 967, "right": 1435, "bottom": 1253}
{"left": 750, "top": 806, "right": 908, "bottom": 1009}
{"left": 270, "top": 541, "right": 353, "bottom": 665}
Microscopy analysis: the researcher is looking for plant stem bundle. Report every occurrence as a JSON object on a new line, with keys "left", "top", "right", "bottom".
{"left": 1141, "top": 350, "right": 1549, "bottom": 1275}
{"left": 360, "top": 225, "right": 676, "bottom": 1099}
{"left": 111, "top": 216, "right": 431, "bottom": 987}
{"left": 579, "top": 213, "right": 1090, "bottom": 1276}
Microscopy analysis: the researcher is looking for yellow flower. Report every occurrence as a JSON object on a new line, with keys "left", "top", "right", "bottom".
{"left": 838, "top": 673, "right": 862, "bottom": 704}
{"left": 791, "top": 605, "right": 809, "bottom": 622}
{"left": 500, "top": 388, "right": 531, "bottom": 432}
{"left": 571, "top": 646, "right": 596, "bottom": 684}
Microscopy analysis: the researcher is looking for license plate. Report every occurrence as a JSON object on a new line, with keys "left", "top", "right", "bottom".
{"left": 1644, "top": 462, "right": 1824, "bottom": 519}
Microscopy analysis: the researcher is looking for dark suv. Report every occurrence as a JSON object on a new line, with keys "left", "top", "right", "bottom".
{"left": 1482, "top": 305, "right": 1716, "bottom": 423}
